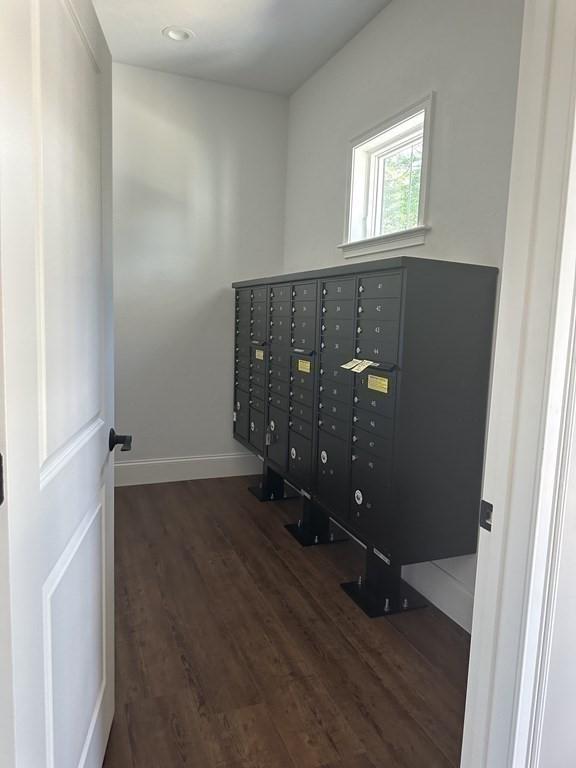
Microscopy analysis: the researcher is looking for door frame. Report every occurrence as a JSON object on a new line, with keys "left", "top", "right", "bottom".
{"left": 461, "top": 0, "right": 576, "bottom": 764}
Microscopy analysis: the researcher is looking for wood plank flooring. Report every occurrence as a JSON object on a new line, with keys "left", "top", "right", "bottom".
{"left": 103, "top": 477, "right": 470, "bottom": 768}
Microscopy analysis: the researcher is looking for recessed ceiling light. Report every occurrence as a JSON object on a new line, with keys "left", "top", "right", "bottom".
{"left": 162, "top": 25, "right": 195, "bottom": 42}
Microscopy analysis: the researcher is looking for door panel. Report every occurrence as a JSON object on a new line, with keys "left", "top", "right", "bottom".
{"left": 317, "top": 432, "right": 349, "bottom": 519}
{"left": 0, "top": 2, "right": 114, "bottom": 766}
{"left": 267, "top": 406, "right": 289, "bottom": 470}
{"left": 288, "top": 432, "right": 313, "bottom": 488}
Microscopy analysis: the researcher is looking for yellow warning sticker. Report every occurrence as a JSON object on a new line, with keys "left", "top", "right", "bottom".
{"left": 255, "top": 349, "right": 264, "bottom": 360}
{"left": 367, "top": 374, "right": 389, "bottom": 394}
{"left": 298, "top": 359, "right": 311, "bottom": 373}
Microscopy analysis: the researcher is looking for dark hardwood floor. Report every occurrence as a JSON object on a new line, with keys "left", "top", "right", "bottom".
{"left": 103, "top": 477, "right": 470, "bottom": 768}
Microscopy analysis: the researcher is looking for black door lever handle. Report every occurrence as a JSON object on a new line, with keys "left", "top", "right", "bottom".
{"left": 109, "top": 428, "right": 133, "bottom": 453}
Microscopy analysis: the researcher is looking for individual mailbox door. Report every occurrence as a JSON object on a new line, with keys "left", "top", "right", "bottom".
{"left": 270, "top": 284, "right": 292, "bottom": 301}
{"left": 236, "top": 302, "right": 251, "bottom": 323}
{"left": 249, "top": 409, "right": 265, "bottom": 452}
{"left": 319, "top": 358, "right": 354, "bottom": 383}
{"left": 356, "top": 318, "right": 400, "bottom": 365}
{"left": 249, "top": 371, "right": 266, "bottom": 390}
{"left": 292, "top": 316, "right": 316, "bottom": 350}
{"left": 322, "top": 278, "right": 355, "bottom": 300}
{"left": 321, "top": 337, "right": 355, "bottom": 359}
{"left": 357, "top": 272, "right": 402, "bottom": 299}
{"left": 269, "top": 325, "right": 291, "bottom": 346}
{"left": 318, "top": 413, "right": 348, "bottom": 441}
{"left": 357, "top": 298, "right": 400, "bottom": 321}
{"left": 270, "top": 300, "right": 291, "bottom": 317}
{"left": 235, "top": 368, "right": 249, "bottom": 393}
{"left": 317, "top": 432, "right": 349, "bottom": 519}
{"left": 318, "top": 396, "right": 351, "bottom": 423}
{"left": 269, "top": 393, "right": 289, "bottom": 412}
{"left": 269, "top": 347, "right": 291, "bottom": 369}
{"left": 252, "top": 301, "right": 267, "bottom": 318}
{"left": 237, "top": 288, "right": 251, "bottom": 305}
{"left": 270, "top": 315, "right": 291, "bottom": 336}
{"left": 292, "top": 282, "right": 317, "bottom": 300}
{"left": 251, "top": 347, "right": 266, "bottom": 374}
{"left": 288, "top": 432, "right": 313, "bottom": 489}
{"left": 290, "top": 402, "right": 313, "bottom": 423}
{"left": 268, "top": 406, "right": 289, "bottom": 470}
{"left": 269, "top": 366, "right": 290, "bottom": 383}
{"left": 289, "top": 417, "right": 313, "bottom": 441}
{"left": 352, "top": 409, "right": 394, "bottom": 438}
{"left": 292, "top": 300, "right": 316, "bottom": 318}
{"left": 321, "top": 317, "right": 355, "bottom": 340}
{"left": 290, "top": 386, "right": 314, "bottom": 409}
{"left": 252, "top": 287, "right": 268, "bottom": 302}
{"left": 291, "top": 357, "right": 314, "bottom": 390}
{"left": 319, "top": 375, "right": 352, "bottom": 404}
{"left": 251, "top": 316, "right": 267, "bottom": 343}
{"left": 269, "top": 380, "right": 290, "bottom": 399}
{"left": 249, "top": 380, "right": 266, "bottom": 413}
{"left": 352, "top": 427, "right": 392, "bottom": 460}
{"left": 322, "top": 301, "right": 355, "bottom": 320}
{"left": 354, "top": 370, "right": 396, "bottom": 418}
{"left": 234, "top": 390, "right": 250, "bottom": 441}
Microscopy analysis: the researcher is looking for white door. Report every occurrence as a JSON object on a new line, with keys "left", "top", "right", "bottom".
{"left": 0, "top": 0, "right": 115, "bottom": 766}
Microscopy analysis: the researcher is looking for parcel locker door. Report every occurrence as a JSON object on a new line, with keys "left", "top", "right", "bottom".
{"left": 268, "top": 406, "right": 289, "bottom": 470}
{"left": 350, "top": 449, "right": 393, "bottom": 540}
{"left": 234, "top": 390, "right": 250, "bottom": 441}
{"left": 249, "top": 409, "right": 265, "bottom": 452}
{"left": 317, "top": 432, "right": 349, "bottom": 519}
{"left": 288, "top": 432, "right": 313, "bottom": 489}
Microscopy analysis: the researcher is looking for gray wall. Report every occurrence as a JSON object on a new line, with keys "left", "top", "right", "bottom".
{"left": 281, "top": 0, "right": 524, "bottom": 628}
{"left": 113, "top": 63, "right": 288, "bottom": 485}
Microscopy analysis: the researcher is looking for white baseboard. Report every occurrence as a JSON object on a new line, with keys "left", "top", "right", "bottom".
{"left": 402, "top": 561, "right": 474, "bottom": 632}
{"left": 115, "top": 452, "right": 263, "bottom": 487}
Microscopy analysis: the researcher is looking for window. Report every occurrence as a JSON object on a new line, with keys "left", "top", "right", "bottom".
{"left": 341, "top": 97, "right": 432, "bottom": 256}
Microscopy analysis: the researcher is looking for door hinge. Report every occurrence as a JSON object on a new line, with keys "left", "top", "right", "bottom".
{"left": 480, "top": 499, "right": 493, "bottom": 532}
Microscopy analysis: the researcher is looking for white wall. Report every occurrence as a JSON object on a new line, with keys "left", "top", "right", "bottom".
{"left": 284, "top": 0, "right": 524, "bottom": 272}
{"left": 282, "top": 0, "right": 525, "bottom": 629}
{"left": 113, "top": 64, "right": 288, "bottom": 485}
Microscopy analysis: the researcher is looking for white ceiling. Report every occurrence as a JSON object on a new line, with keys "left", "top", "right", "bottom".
{"left": 92, "top": 0, "right": 391, "bottom": 95}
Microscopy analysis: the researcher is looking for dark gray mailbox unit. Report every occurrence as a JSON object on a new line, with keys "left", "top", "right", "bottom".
{"left": 233, "top": 257, "right": 497, "bottom": 617}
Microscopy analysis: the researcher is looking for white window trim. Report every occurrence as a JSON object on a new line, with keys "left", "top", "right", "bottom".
{"left": 338, "top": 93, "right": 434, "bottom": 259}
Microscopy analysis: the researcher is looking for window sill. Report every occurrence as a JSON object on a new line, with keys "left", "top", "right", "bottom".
{"left": 337, "top": 226, "right": 430, "bottom": 259}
